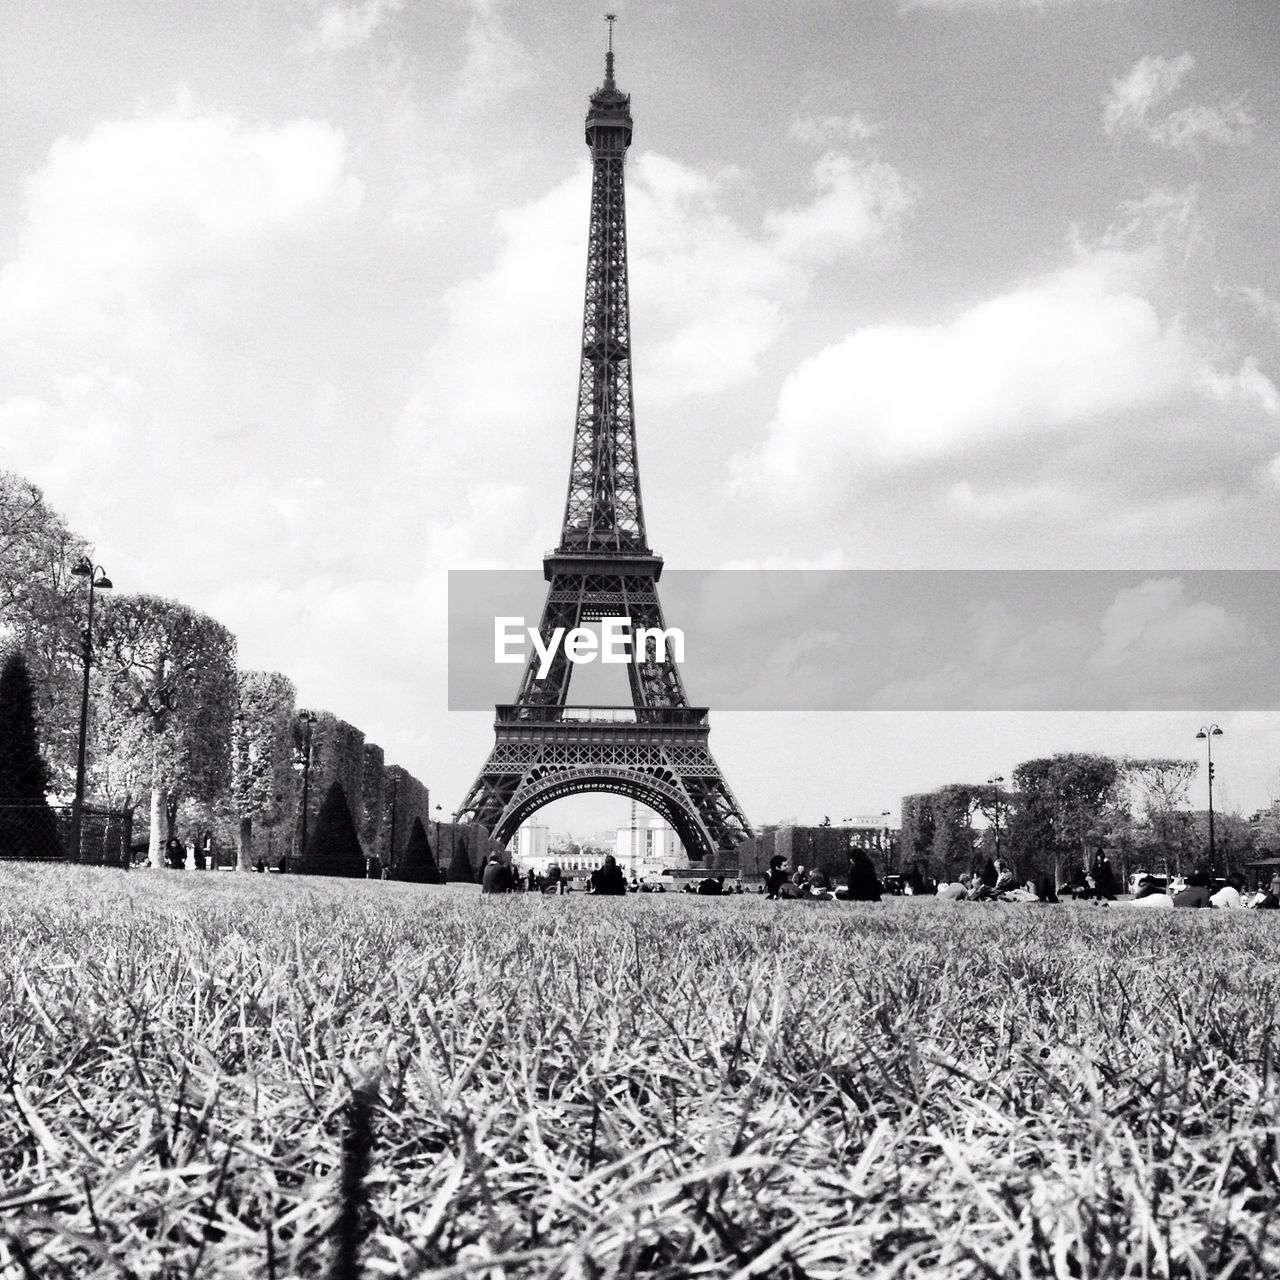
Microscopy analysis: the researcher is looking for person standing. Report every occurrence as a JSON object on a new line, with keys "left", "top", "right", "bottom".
{"left": 1092, "top": 853, "right": 1119, "bottom": 901}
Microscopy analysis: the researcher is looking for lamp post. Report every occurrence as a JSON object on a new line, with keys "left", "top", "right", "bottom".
{"left": 881, "top": 810, "right": 892, "bottom": 872}
{"left": 988, "top": 775, "right": 1004, "bottom": 864}
{"left": 1196, "top": 724, "right": 1223, "bottom": 869}
{"left": 70, "top": 558, "right": 112, "bottom": 863}
{"left": 297, "top": 711, "right": 317, "bottom": 862}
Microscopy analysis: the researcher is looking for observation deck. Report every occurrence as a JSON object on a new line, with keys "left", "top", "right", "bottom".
{"left": 493, "top": 704, "right": 710, "bottom": 747}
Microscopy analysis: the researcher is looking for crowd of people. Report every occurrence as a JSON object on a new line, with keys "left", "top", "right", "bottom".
{"left": 472, "top": 845, "right": 1280, "bottom": 912}
{"left": 1128, "top": 869, "right": 1280, "bottom": 910}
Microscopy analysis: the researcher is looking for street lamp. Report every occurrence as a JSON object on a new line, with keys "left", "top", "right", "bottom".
{"left": 881, "top": 810, "right": 892, "bottom": 871}
{"left": 297, "top": 711, "right": 317, "bottom": 862}
{"left": 1195, "top": 725, "right": 1223, "bottom": 869}
{"left": 988, "top": 775, "right": 1004, "bottom": 864}
{"left": 70, "top": 558, "right": 112, "bottom": 863}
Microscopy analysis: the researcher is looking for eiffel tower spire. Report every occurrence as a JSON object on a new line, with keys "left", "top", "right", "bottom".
{"left": 561, "top": 15, "right": 644, "bottom": 555}
{"left": 457, "top": 26, "right": 753, "bottom": 863}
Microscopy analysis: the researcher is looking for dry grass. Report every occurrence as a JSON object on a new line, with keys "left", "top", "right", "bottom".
{"left": 1, "top": 865, "right": 1279, "bottom": 1278}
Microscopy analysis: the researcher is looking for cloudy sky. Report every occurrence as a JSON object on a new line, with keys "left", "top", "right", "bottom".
{"left": 3, "top": 0, "right": 1278, "bottom": 831}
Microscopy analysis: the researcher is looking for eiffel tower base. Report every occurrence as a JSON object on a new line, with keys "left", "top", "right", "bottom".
{"left": 461, "top": 704, "right": 747, "bottom": 862}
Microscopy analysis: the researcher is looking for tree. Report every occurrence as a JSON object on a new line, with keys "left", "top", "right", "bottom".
{"left": 398, "top": 817, "right": 439, "bottom": 883}
{"left": 360, "top": 742, "right": 385, "bottom": 854}
{"left": 1009, "top": 753, "right": 1124, "bottom": 885}
{"left": 293, "top": 711, "right": 365, "bottom": 858}
{"left": 231, "top": 671, "right": 296, "bottom": 869}
{"left": 0, "top": 651, "right": 63, "bottom": 859}
{"left": 1188, "top": 810, "right": 1254, "bottom": 877}
{"left": 93, "top": 594, "right": 237, "bottom": 866}
{"left": 930, "top": 784, "right": 981, "bottom": 876}
{"left": 380, "top": 764, "right": 429, "bottom": 868}
{"left": 899, "top": 793, "right": 936, "bottom": 875}
{"left": 448, "top": 831, "right": 474, "bottom": 882}
{"left": 298, "top": 780, "right": 366, "bottom": 878}
{"left": 0, "top": 471, "right": 91, "bottom": 792}
{"left": 1120, "top": 757, "right": 1198, "bottom": 874}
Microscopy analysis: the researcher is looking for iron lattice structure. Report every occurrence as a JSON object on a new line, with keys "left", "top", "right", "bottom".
{"left": 458, "top": 34, "right": 752, "bottom": 861}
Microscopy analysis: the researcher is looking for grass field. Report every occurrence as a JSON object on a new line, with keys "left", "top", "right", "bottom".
{"left": 2, "top": 866, "right": 1279, "bottom": 1279}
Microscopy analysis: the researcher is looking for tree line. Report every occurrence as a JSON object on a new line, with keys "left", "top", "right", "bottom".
{"left": 900, "top": 752, "right": 1277, "bottom": 887}
{"left": 0, "top": 469, "right": 434, "bottom": 870}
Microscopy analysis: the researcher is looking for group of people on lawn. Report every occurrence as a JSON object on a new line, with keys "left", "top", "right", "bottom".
{"left": 481, "top": 850, "right": 678, "bottom": 896}
{"left": 1128, "top": 869, "right": 1280, "bottom": 910}
{"left": 479, "top": 843, "right": 1280, "bottom": 910}
{"left": 937, "top": 856, "right": 1280, "bottom": 910}
{"left": 762, "top": 848, "right": 885, "bottom": 901}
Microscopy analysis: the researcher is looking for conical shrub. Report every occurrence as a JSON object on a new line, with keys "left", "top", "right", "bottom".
{"left": 398, "top": 817, "right": 439, "bottom": 883}
{"left": 0, "top": 651, "right": 63, "bottom": 860}
{"left": 447, "top": 830, "right": 474, "bottom": 883}
{"left": 298, "top": 780, "right": 366, "bottom": 878}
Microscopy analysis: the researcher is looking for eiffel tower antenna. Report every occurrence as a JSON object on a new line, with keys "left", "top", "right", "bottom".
{"left": 457, "top": 29, "right": 752, "bottom": 863}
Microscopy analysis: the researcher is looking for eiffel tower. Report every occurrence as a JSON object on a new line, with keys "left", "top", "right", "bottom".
{"left": 457, "top": 21, "right": 752, "bottom": 862}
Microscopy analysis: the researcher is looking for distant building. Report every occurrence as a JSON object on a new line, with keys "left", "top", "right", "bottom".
{"left": 615, "top": 816, "right": 689, "bottom": 880}
{"left": 516, "top": 821, "right": 550, "bottom": 862}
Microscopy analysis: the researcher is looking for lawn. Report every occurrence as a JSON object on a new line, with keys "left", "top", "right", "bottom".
{"left": 1, "top": 865, "right": 1278, "bottom": 1278}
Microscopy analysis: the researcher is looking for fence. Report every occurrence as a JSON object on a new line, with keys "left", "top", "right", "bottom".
{"left": 0, "top": 802, "right": 129, "bottom": 866}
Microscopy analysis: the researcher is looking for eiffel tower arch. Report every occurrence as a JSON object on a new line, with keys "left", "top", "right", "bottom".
{"left": 458, "top": 24, "right": 752, "bottom": 862}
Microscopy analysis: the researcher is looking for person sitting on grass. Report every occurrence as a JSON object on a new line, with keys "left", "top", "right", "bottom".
{"left": 1035, "top": 876, "right": 1059, "bottom": 904}
{"left": 1249, "top": 873, "right": 1280, "bottom": 909}
{"left": 482, "top": 850, "right": 514, "bottom": 894}
{"left": 845, "top": 847, "right": 882, "bottom": 902}
{"left": 806, "top": 870, "right": 834, "bottom": 900}
{"left": 1002, "top": 878, "right": 1041, "bottom": 904}
{"left": 1130, "top": 876, "right": 1174, "bottom": 908}
{"left": 973, "top": 858, "right": 1015, "bottom": 901}
{"left": 1173, "top": 868, "right": 1212, "bottom": 909}
{"left": 936, "top": 876, "right": 967, "bottom": 900}
{"left": 696, "top": 875, "right": 724, "bottom": 896}
{"left": 1211, "top": 873, "right": 1246, "bottom": 909}
{"left": 764, "top": 854, "right": 789, "bottom": 900}
{"left": 978, "top": 857, "right": 998, "bottom": 893}
{"left": 588, "top": 854, "right": 628, "bottom": 896}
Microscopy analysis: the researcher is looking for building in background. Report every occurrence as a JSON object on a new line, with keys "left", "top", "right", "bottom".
{"left": 516, "top": 821, "right": 550, "bottom": 863}
{"left": 615, "top": 815, "right": 689, "bottom": 880}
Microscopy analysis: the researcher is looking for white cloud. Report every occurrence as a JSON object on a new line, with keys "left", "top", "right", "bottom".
{"left": 1103, "top": 54, "right": 1253, "bottom": 157}
{"left": 1102, "top": 52, "right": 1194, "bottom": 132}
{"left": 408, "top": 139, "right": 911, "bottom": 497}
{"left": 1087, "top": 578, "right": 1260, "bottom": 701}
{"left": 731, "top": 229, "right": 1280, "bottom": 524}
{"left": 307, "top": 0, "right": 405, "bottom": 54}
{"left": 1233, "top": 285, "right": 1280, "bottom": 337}
{"left": 789, "top": 115, "right": 881, "bottom": 146}
{"left": 763, "top": 150, "right": 912, "bottom": 265}
{"left": 0, "top": 103, "right": 359, "bottom": 350}
{"left": 457, "top": 0, "right": 535, "bottom": 105}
